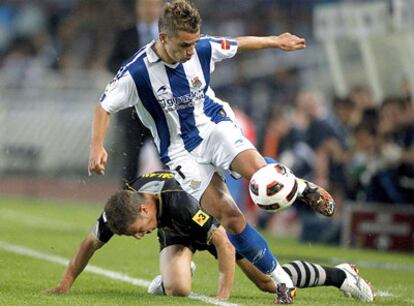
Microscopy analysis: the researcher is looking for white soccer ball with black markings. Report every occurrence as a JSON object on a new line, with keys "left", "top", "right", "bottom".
{"left": 249, "top": 164, "right": 298, "bottom": 212}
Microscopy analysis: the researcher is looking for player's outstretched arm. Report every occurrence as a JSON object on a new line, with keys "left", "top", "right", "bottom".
{"left": 210, "top": 226, "right": 236, "bottom": 301}
{"left": 236, "top": 33, "right": 306, "bottom": 52}
{"left": 45, "top": 234, "right": 105, "bottom": 294}
{"left": 88, "top": 104, "right": 110, "bottom": 176}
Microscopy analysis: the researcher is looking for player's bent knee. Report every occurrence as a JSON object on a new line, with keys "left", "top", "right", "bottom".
{"left": 221, "top": 213, "right": 246, "bottom": 234}
{"left": 164, "top": 285, "right": 191, "bottom": 297}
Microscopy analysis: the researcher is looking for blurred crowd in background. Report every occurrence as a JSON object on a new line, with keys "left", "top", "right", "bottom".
{"left": 1, "top": 0, "right": 413, "bottom": 245}
{"left": 0, "top": 0, "right": 328, "bottom": 72}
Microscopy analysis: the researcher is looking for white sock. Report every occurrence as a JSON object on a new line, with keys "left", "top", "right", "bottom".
{"left": 269, "top": 263, "right": 294, "bottom": 288}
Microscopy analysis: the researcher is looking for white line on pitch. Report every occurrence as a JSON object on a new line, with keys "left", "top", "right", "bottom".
{"left": 0, "top": 240, "right": 241, "bottom": 306}
{"left": 376, "top": 290, "right": 395, "bottom": 297}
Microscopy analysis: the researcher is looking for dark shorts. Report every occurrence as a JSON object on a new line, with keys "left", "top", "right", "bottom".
{"left": 158, "top": 229, "right": 243, "bottom": 260}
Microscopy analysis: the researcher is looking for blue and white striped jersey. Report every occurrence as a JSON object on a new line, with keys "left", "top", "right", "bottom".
{"left": 100, "top": 36, "right": 238, "bottom": 163}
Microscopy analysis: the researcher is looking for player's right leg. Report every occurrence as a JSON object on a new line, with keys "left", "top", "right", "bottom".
{"left": 262, "top": 156, "right": 336, "bottom": 216}
{"left": 208, "top": 120, "right": 335, "bottom": 218}
{"left": 334, "top": 263, "right": 375, "bottom": 302}
{"left": 291, "top": 179, "right": 336, "bottom": 216}
{"left": 236, "top": 258, "right": 374, "bottom": 302}
{"left": 284, "top": 261, "right": 374, "bottom": 302}
{"left": 234, "top": 153, "right": 336, "bottom": 217}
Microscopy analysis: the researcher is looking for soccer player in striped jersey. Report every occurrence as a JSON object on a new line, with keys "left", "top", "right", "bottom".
{"left": 88, "top": 1, "right": 334, "bottom": 303}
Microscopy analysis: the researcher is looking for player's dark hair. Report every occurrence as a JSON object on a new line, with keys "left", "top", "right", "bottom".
{"left": 158, "top": 0, "right": 201, "bottom": 35}
{"left": 104, "top": 190, "right": 146, "bottom": 235}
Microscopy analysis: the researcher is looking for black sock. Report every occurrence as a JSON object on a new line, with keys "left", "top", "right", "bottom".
{"left": 324, "top": 266, "right": 347, "bottom": 288}
{"left": 282, "top": 260, "right": 346, "bottom": 288}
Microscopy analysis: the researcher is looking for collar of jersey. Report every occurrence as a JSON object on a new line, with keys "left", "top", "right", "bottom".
{"left": 146, "top": 41, "right": 180, "bottom": 69}
{"left": 156, "top": 193, "right": 163, "bottom": 220}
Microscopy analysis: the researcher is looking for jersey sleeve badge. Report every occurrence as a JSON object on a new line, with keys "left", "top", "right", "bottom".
{"left": 192, "top": 210, "right": 210, "bottom": 227}
{"left": 104, "top": 78, "right": 119, "bottom": 94}
{"left": 190, "top": 179, "right": 201, "bottom": 189}
{"left": 99, "top": 78, "right": 119, "bottom": 102}
{"left": 220, "top": 37, "right": 230, "bottom": 50}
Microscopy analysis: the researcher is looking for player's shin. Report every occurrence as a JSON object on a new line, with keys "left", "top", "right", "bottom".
{"left": 227, "top": 223, "right": 293, "bottom": 287}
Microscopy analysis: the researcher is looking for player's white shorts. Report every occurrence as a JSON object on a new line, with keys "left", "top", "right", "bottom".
{"left": 167, "top": 120, "right": 256, "bottom": 201}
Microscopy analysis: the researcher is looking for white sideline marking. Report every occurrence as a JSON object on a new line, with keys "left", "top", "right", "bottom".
{"left": 376, "top": 290, "right": 395, "bottom": 297}
{"left": 0, "top": 240, "right": 241, "bottom": 306}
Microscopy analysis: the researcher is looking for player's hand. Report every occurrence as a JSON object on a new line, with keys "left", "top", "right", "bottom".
{"left": 273, "top": 33, "right": 306, "bottom": 51}
{"left": 43, "top": 286, "right": 69, "bottom": 294}
{"left": 88, "top": 145, "right": 108, "bottom": 176}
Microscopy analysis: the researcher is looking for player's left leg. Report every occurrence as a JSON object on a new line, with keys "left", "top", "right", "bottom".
{"left": 155, "top": 244, "right": 193, "bottom": 296}
{"left": 202, "top": 174, "right": 295, "bottom": 304}
{"left": 206, "top": 123, "right": 295, "bottom": 303}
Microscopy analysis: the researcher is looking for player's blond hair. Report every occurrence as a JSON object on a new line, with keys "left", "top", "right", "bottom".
{"left": 158, "top": 0, "right": 201, "bottom": 35}
{"left": 105, "top": 190, "right": 146, "bottom": 235}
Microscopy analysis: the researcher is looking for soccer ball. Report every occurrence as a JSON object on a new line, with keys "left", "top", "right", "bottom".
{"left": 249, "top": 164, "right": 298, "bottom": 212}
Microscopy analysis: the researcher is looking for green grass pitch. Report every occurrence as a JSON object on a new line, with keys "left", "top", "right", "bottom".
{"left": 1, "top": 196, "right": 413, "bottom": 305}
